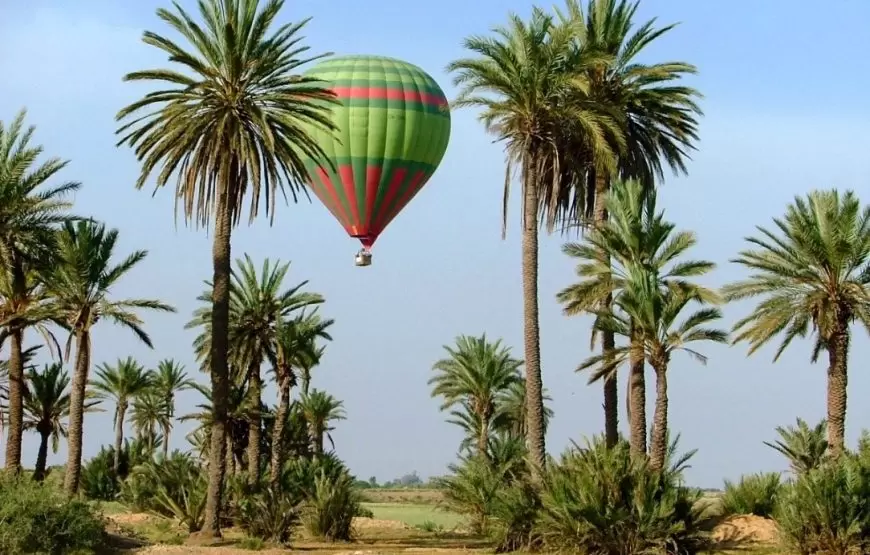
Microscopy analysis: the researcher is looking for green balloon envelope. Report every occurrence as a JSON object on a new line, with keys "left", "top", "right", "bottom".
{"left": 300, "top": 55, "right": 451, "bottom": 249}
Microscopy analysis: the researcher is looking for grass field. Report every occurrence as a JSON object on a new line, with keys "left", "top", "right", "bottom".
{"left": 362, "top": 502, "right": 465, "bottom": 529}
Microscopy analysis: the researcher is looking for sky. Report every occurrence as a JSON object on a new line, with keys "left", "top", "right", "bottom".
{"left": 1, "top": 0, "right": 870, "bottom": 488}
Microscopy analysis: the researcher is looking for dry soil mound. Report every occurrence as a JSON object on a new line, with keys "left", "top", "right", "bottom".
{"left": 712, "top": 514, "right": 778, "bottom": 544}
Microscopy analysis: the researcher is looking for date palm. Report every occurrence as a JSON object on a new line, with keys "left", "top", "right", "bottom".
{"left": 554, "top": 0, "right": 702, "bottom": 448}
{"left": 0, "top": 110, "right": 79, "bottom": 472}
{"left": 0, "top": 345, "right": 40, "bottom": 432}
{"left": 493, "top": 380, "right": 554, "bottom": 441}
{"left": 448, "top": 7, "right": 619, "bottom": 477}
{"left": 764, "top": 417, "right": 829, "bottom": 476}
{"left": 24, "top": 363, "right": 100, "bottom": 481}
{"left": 430, "top": 335, "right": 523, "bottom": 457}
{"left": 130, "top": 390, "right": 170, "bottom": 453}
{"left": 589, "top": 272, "right": 726, "bottom": 470}
{"left": 116, "top": 0, "right": 338, "bottom": 536}
{"left": 43, "top": 220, "right": 174, "bottom": 495}
{"left": 299, "top": 389, "right": 345, "bottom": 455}
{"left": 723, "top": 190, "right": 870, "bottom": 456}
{"left": 91, "top": 357, "right": 152, "bottom": 473}
{"left": 152, "top": 359, "right": 195, "bottom": 459}
{"left": 562, "top": 179, "right": 716, "bottom": 457}
{"left": 270, "top": 310, "right": 333, "bottom": 485}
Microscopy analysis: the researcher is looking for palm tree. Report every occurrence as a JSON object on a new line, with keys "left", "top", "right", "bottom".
{"left": 43, "top": 221, "right": 174, "bottom": 496}
{"left": 115, "top": 0, "right": 338, "bottom": 537}
{"left": 130, "top": 390, "right": 170, "bottom": 453}
{"left": 299, "top": 389, "right": 346, "bottom": 455}
{"left": 0, "top": 110, "right": 79, "bottom": 472}
{"left": 593, "top": 273, "right": 726, "bottom": 470}
{"left": 764, "top": 418, "right": 829, "bottom": 476}
{"left": 429, "top": 335, "right": 523, "bottom": 457}
{"left": 0, "top": 345, "right": 40, "bottom": 432}
{"left": 563, "top": 179, "right": 717, "bottom": 457}
{"left": 270, "top": 311, "right": 333, "bottom": 485}
{"left": 553, "top": 0, "right": 702, "bottom": 447}
{"left": 448, "top": 7, "right": 619, "bottom": 477}
{"left": 723, "top": 190, "right": 870, "bottom": 456}
{"left": 91, "top": 357, "right": 152, "bottom": 473}
{"left": 152, "top": 359, "right": 194, "bottom": 459}
{"left": 493, "top": 380, "right": 555, "bottom": 441}
{"left": 24, "top": 363, "right": 100, "bottom": 481}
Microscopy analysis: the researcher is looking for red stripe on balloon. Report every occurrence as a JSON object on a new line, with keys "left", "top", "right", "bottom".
{"left": 338, "top": 165, "right": 359, "bottom": 232}
{"left": 385, "top": 170, "right": 427, "bottom": 229}
{"left": 364, "top": 165, "right": 382, "bottom": 228}
{"left": 332, "top": 86, "right": 446, "bottom": 108}
{"left": 317, "top": 168, "right": 352, "bottom": 232}
{"left": 372, "top": 167, "right": 408, "bottom": 233}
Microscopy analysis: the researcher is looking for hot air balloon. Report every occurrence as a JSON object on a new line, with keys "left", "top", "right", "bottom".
{"left": 300, "top": 55, "right": 451, "bottom": 266}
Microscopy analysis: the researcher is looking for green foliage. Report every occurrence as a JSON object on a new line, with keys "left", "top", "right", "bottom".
{"left": 0, "top": 475, "right": 105, "bottom": 554}
{"left": 80, "top": 440, "right": 153, "bottom": 501}
{"left": 237, "top": 486, "right": 301, "bottom": 544}
{"left": 303, "top": 470, "right": 361, "bottom": 541}
{"left": 765, "top": 418, "right": 829, "bottom": 475}
{"left": 721, "top": 472, "right": 782, "bottom": 518}
{"left": 123, "top": 452, "right": 206, "bottom": 532}
{"left": 538, "top": 437, "right": 711, "bottom": 555}
{"left": 775, "top": 454, "right": 870, "bottom": 554}
{"left": 489, "top": 479, "right": 541, "bottom": 553}
{"left": 436, "top": 454, "right": 510, "bottom": 534}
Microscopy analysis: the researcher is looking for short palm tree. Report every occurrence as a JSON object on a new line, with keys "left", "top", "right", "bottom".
{"left": 299, "top": 389, "right": 346, "bottom": 455}
{"left": 24, "top": 362, "right": 100, "bottom": 481}
{"left": 270, "top": 310, "right": 333, "bottom": 485}
{"left": 723, "top": 190, "right": 870, "bottom": 456}
{"left": 764, "top": 417, "right": 829, "bottom": 476}
{"left": 152, "top": 359, "right": 195, "bottom": 459}
{"left": 563, "top": 179, "right": 717, "bottom": 458}
{"left": 554, "top": 0, "right": 702, "bottom": 447}
{"left": 130, "top": 390, "right": 170, "bottom": 453}
{"left": 91, "top": 357, "right": 153, "bottom": 472}
{"left": 448, "top": 7, "right": 619, "bottom": 477}
{"left": 493, "top": 380, "right": 554, "bottom": 441}
{"left": 44, "top": 220, "right": 174, "bottom": 495}
{"left": 591, "top": 272, "right": 726, "bottom": 470}
{"left": 430, "top": 335, "right": 523, "bottom": 457}
{"left": 0, "top": 110, "right": 78, "bottom": 472}
{"left": 116, "top": 0, "right": 338, "bottom": 536}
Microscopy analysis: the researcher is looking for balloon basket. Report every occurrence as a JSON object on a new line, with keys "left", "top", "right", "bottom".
{"left": 354, "top": 249, "right": 372, "bottom": 267}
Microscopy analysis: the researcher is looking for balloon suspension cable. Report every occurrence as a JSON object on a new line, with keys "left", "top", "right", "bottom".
{"left": 354, "top": 248, "right": 372, "bottom": 267}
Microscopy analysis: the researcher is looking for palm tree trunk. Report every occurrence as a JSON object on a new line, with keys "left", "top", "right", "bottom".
{"left": 33, "top": 428, "right": 51, "bottom": 482}
{"left": 314, "top": 425, "right": 324, "bottom": 456}
{"left": 826, "top": 322, "right": 850, "bottom": 457}
{"left": 628, "top": 324, "right": 647, "bottom": 458}
{"left": 478, "top": 409, "right": 490, "bottom": 458}
{"left": 270, "top": 374, "right": 291, "bottom": 488}
{"left": 521, "top": 162, "right": 546, "bottom": 479}
{"left": 246, "top": 365, "right": 261, "bottom": 483}
{"left": 162, "top": 423, "right": 171, "bottom": 459}
{"left": 113, "top": 404, "right": 126, "bottom": 474}
{"left": 4, "top": 328, "right": 25, "bottom": 473}
{"left": 591, "top": 168, "right": 618, "bottom": 448}
{"left": 648, "top": 358, "right": 669, "bottom": 471}
{"left": 200, "top": 181, "right": 233, "bottom": 539}
{"left": 64, "top": 329, "right": 90, "bottom": 496}
{"left": 225, "top": 434, "right": 235, "bottom": 477}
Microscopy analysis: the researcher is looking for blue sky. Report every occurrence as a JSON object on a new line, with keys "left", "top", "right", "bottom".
{"left": 1, "top": 0, "right": 869, "bottom": 487}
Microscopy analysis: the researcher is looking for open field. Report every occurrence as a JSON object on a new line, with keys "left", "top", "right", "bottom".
{"left": 362, "top": 502, "right": 465, "bottom": 529}
{"left": 361, "top": 489, "right": 445, "bottom": 505}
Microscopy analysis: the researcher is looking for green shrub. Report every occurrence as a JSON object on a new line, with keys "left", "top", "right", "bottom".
{"left": 237, "top": 486, "right": 301, "bottom": 544}
{"left": 123, "top": 452, "right": 207, "bottom": 532}
{"left": 303, "top": 470, "right": 361, "bottom": 541}
{"left": 489, "top": 479, "right": 541, "bottom": 553}
{"left": 538, "top": 437, "right": 711, "bottom": 555}
{"left": 281, "top": 452, "right": 349, "bottom": 499}
{"left": 0, "top": 476, "right": 105, "bottom": 554}
{"left": 720, "top": 472, "right": 782, "bottom": 518}
{"left": 775, "top": 455, "right": 870, "bottom": 554}
{"left": 81, "top": 439, "right": 156, "bottom": 501}
{"left": 436, "top": 454, "right": 505, "bottom": 534}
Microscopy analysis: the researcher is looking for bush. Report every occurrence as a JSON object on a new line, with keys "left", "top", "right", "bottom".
{"left": 776, "top": 455, "right": 870, "bottom": 555}
{"left": 123, "top": 452, "right": 207, "bottom": 532}
{"left": 80, "top": 439, "right": 156, "bottom": 501}
{"left": 720, "top": 472, "right": 782, "bottom": 518}
{"left": 237, "top": 486, "right": 301, "bottom": 544}
{"left": 538, "top": 437, "right": 711, "bottom": 555}
{"left": 436, "top": 454, "right": 506, "bottom": 534}
{"left": 0, "top": 476, "right": 105, "bottom": 554}
{"left": 489, "top": 479, "right": 541, "bottom": 553}
{"left": 303, "top": 470, "right": 361, "bottom": 541}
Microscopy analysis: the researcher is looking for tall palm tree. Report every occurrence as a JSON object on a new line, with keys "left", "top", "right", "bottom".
{"left": 24, "top": 363, "right": 100, "bottom": 481}
{"left": 591, "top": 274, "right": 726, "bottom": 470}
{"left": 0, "top": 110, "right": 79, "bottom": 472}
{"left": 563, "top": 179, "right": 717, "bottom": 457}
{"left": 116, "top": 0, "right": 338, "bottom": 537}
{"left": 723, "top": 190, "right": 870, "bottom": 456}
{"left": 448, "top": 9, "right": 619, "bottom": 476}
{"left": 299, "top": 389, "right": 345, "bottom": 455}
{"left": 554, "top": 0, "right": 702, "bottom": 447}
{"left": 43, "top": 221, "right": 174, "bottom": 495}
{"left": 270, "top": 310, "right": 333, "bottom": 486}
{"left": 91, "top": 357, "right": 152, "bottom": 472}
{"left": 430, "top": 335, "right": 523, "bottom": 457}
{"left": 0, "top": 345, "right": 40, "bottom": 432}
{"left": 130, "top": 390, "right": 170, "bottom": 453}
{"left": 152, "top": 359, "right": 194, "bottom": 459}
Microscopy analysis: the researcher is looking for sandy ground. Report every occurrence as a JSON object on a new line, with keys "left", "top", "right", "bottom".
{"left": 712, "top": 515, "right": 779, "bottom": 544}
